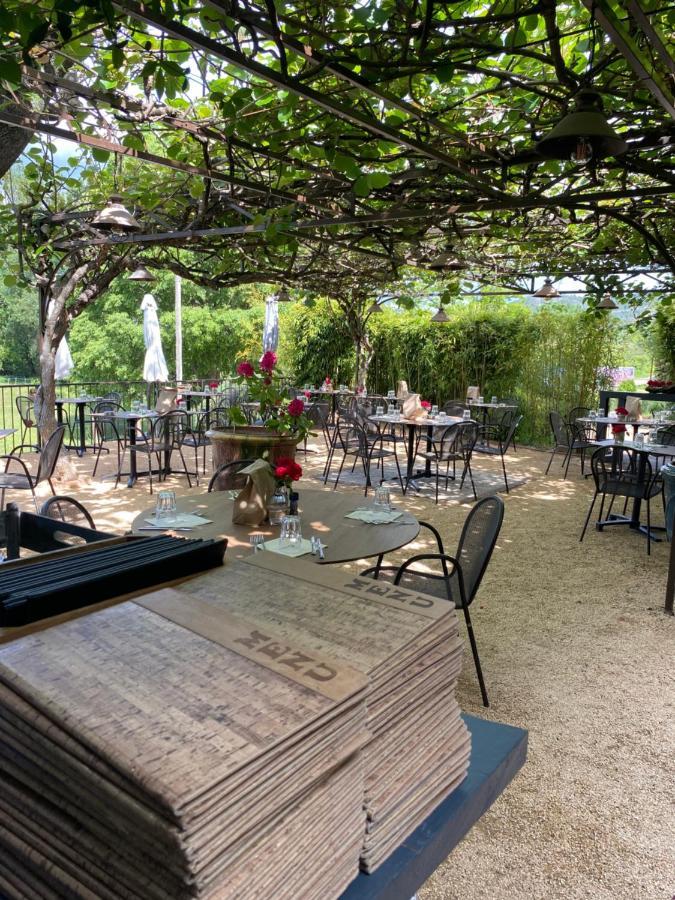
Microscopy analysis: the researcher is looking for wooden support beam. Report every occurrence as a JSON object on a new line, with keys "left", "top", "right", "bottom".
{"left": 113, "top": 0, "right": 506, "bottom": 197}
{"left": 0, "top": 106, "right": 331, "bottom": 209}
{"left": 51, "top": 184, "right": 675, "bottom": 250}
{"left": 583, "top": 0, "right": 675, "bottom": 119}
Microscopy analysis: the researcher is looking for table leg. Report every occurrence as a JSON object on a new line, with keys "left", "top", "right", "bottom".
{"left": 77, "top": 403, "right": 86, "bottom": 457}
{"left": 424, "top": 426, "right": 433, "bottom": 477}
{"left": 127, "top": 419, "right": 138, "bottom": 488}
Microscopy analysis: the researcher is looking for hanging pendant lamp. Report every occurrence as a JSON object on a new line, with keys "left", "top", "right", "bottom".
{"left": 533, "top": 278, "right": 560, "bottom": 299}
{"left": 92, "top": 194, "right": 141, "bottom": 232}
{"left": 597, "top": 292, "right": 618, "bottom": 309}
{"left": 430, "top": 306, "right": 449, "bottom": 323}
{"left": 276, "top": 286, "right": 291, "bottom": 302}
{"left": 129, "top": 265, "right": 155, "bottom": 282}
{"left": 367, "top": 302, "right": 383, "bottom": 315}
{"left": 535, "top": 89, "right": 628, "bottom": 164}
{"left": 427, "top": 251, "right": 467, "bottom": 271}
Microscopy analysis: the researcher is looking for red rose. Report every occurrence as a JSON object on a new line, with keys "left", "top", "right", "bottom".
{"left": 287, "top": 398, "right": 304, "bottom": 417}
{"left": 611, "top": 424, "right": 627, "bottom": 434}
{"left": 420, "top": 400, "right": 431, "bottom": 410}
{"left": 209, "top": 381, "right": 219, "bottom": 389}
{"left": 236, "top": 361, "right": 254, "bottom": 378}
{"left": 260, "top": 350, "right": 277, "bottom": 373}
{"left": 615, "top": 407, "right": 629, "bottom": 416}
{"left": 275, "top": 464, "right": 290, "bottom": 479}
{"left": 325, "top": 376, "right": 331, "bottom": 384}
{"left": 275, "top": 457, "right": 302, "bottom": 481}
{"left": 263, "top": 376, "right": 272, "bottom": 386}
{"left": 303, "top": 390, "right": 312, "bottom": 399}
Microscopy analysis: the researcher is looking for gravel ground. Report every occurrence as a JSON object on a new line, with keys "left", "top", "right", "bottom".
{"left": 21, "top": 440, "right": 675, "bottom": 900}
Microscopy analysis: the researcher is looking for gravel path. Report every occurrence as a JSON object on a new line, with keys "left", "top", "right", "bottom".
{"left": 41, "top": 442, "right": 675, "bottom": 899}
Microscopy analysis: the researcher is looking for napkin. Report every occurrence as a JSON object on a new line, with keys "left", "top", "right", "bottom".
{"left": 261, "top": 538, "right": 315, "bottom": 557}
{"left": 144, "top": 513, "right": 212, "bottom": 528}
{"left": 345, "top": 508, "right": 403, "bottom": 524}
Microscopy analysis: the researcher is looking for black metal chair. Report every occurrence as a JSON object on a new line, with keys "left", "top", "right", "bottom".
{"left": 92, "top": 410, "right": 126, "bottom": 485}
{"left": 329, "top": 417, "right": 404, "bottom": 496}
{"left": 0, "top": 426, "right": 66, "bottom": 512}
{"left": 474, "top": 414, "right": 522, "bottom": 492}
{"left": 361, "top": 495, "right": 505, "bottom": 707}
{"left": 442, "top": 400, "right": 468, "bottom": 417}
{"left": 417, "top": 421, "right": 478, "bottom": 502}
{"left": 655, "top": 423, "right": 675, "bottom": 445}
{"left": 121, "top": 411, "right": 193, "bottom": 494}
{"left": 208, "top": 459, "right": 256, "bottom": 493}
{"left": 180, "top": 410, "right": 211, "bottom": 483}
{"left": 40, "top": 495, "right": 96, "bottom": 529}
{"left": 15, "top": 395, "right": 40, "bottom": 450}
{"left": 580, "top": 446, "right": 663, "bottom": 555}
{"left": 545, "top": 411, "right": 572, "bottom": 475}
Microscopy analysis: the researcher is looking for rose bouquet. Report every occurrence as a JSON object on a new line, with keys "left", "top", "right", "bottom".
{"left": 273, "top": 457, "right": 302, "bottom": 488}
{"left": 646, "top": 379, "right": 673, "bottom": 393}
{"left": 230, "top": 351, "right": 313, "bottom": 441}
{"left": 612, "top": 406, "right": 629, "bottom": 438}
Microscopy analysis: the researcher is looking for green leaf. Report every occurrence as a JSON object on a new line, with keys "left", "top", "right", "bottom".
{"left": 435, "top": 63, "right": 454, "bottom": 83}
{"left": 3, "top": 274, "right": 17, "bottom": 287}
{"left": 369, "top": 173, "right": 390, "bottom": 189}
{"left": 353, "top": 175, "right": 372, "bottom": 197}
{"left": 91, "top": 148, "right": 110, "bottom": 162}
{"left": 0, "top": 57, "right": 21, "bottom": 84}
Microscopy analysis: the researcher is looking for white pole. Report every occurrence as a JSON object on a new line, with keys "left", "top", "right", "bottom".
{"left": 175, "top": 274, "right": 183, "bottom": 382}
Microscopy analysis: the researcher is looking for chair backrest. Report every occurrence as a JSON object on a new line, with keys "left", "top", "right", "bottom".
{"left": 455, "top": 495, "right": 505, "bottom": 605}
{"left": 105, "top": 391, "right": 122, "bottom": 404}
{"left": 550, "top": 410, "right": 569, "bottom": 446}
{"left": 16, "top": 395, "right": 36, "bottom": 428}
{"left": 501, "top": 414, "right": 522, "bottom": 450}
{"left": 156, "top": 410, "right": 188, "bottom": 446}
{"left": 567, "top": 406, "right": 591, "bottom": 424}
{"left": 656, "top": 423, "right": 675, "bottom": 444}
{"left": 442, "top": 401, "right": 468, "bottom": 417}
{"left": 208, "top": 459, "right": 256, "bottom": 492}
{"left": 438, "top": 421, "right": 478, "bottom": 457}
{"left": 40, "top": 495, "right": 96, "bottom": 529}
{"left": 207, "top": 405, "right": 232, "bottom": 429}
{"left": 36, "top": 426, "right": 66, "bottom": 484}
{"left": 589, "top": 445, "right": 652, "bottom": 495}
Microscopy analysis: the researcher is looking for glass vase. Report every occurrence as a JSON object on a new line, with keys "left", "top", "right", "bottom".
{"left": 267, "top": 484, "right": 289, "bottom": 525}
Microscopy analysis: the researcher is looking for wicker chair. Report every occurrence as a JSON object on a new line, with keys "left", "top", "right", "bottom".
{"left": 580, "top": 446, "right": 663, "bottom": 555}
{"left": 416, "top": 421, "right": 478, "bottom": 502}
{"left": 361, "top": 495, "right": 505, "bottom": 707}
{"left": 0, "top": 426, "right": 66, "bottom": 512}
{"left": 208, "top": 459, "right": 256, "bottom": 493}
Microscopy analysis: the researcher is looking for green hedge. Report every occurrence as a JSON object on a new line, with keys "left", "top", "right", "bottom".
{"left": 284, "top": 300, "right": 619, "bottom": 446}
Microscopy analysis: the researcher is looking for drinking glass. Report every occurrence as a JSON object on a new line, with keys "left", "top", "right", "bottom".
{"left": 280, "top": 515, "right": 302, "bottom": 547}
{"left": 462, "top": 409, "right": 471, "bottom": 420}
{"left": 478, "top": 396, "right": 484, "bottom": 404}
{"left": 491, "top": 396, "right": 497, "bottom": 404}
{"left": 387, "top": 390, "right": 395, "bottom": 399}
{"left": 376, "top": 405, "right": 384, "bottom": 416}
{"left": 634, "top": 432, "right": 644, "bottom": 448}
{"left": 155, "top": 490, "right": 177, "bottom": 523}
{"left": 373, "top": 484, "right": 391, "bottom": 510}
{"left": 431, "top": 404, "right": 439, "bottom": 417}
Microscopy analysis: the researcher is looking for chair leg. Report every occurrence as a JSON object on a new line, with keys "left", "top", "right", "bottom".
{"left": 545, "top": 446, "right": 557, "bottom": 474}
{"left": 461, "top": 605, "right": 489, "bottom": 707}
{"left": 435, "top": 465, "right": 439, "bottom": 504}
{"left": 580, "top": 491, "right": 598, "bottom": 542}
{"left": 646, "top": 496, "right": 651, "bottom": 556}
{"left": 31, "top": 485, "right": 39, "bottom": 514}
{"left": 333, "top": 453, "right": 347, "bottom": 491}
{"left": 465, "top": 460, "right": 477, "bottom": 501}
{"left": 501, "top": 453, "right": 509, "bottom": 493}
{"left": 393, "top": 452, "right": 404, "bottom": 496}
{"left": 563, "top": 447, "right": 574, "bottom": 479}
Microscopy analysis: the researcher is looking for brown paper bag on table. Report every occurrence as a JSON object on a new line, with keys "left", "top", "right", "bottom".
{"left": 232, "top": 458, "right": 277, "bottom": 525}
{"left": 401, "top": 394, "right": 427, "bottom": 420}
{"left": 396, "top": 380, "right": 409, "bottom": 400}
{"left": 466, "top": 386, "right": 480, "bottom": 401}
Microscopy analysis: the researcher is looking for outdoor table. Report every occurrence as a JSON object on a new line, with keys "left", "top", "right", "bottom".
{"left": 55, "top": 396, "right": 103, "bottom": 456}
{"left": 179, "top": 389, "right": 215, "bottom": 414}
{"left": 591, "top": 438, "right": 675, "bottom": 542}
{"left": 93, "top": 409, "right": 159, "bottom": 487}
{"left": 131, "top": 487, "right": 420, "bottom": 563}
{"left": 577, "top": 415, "right": 664, "bottom": 441}
{"left": 340, "top": 714, "right": 527, "bottom": 900}
{"left": 369, "top": 414, "right": 463, "bottom": 490}
{"left": 306, "top": 388, "right": 355, "bottom": 423}
{"left": 468, "top": 401, "right": 517, "bottom": 426}
{"left": 0, "top": 428, "right": 16, "bottom": 440}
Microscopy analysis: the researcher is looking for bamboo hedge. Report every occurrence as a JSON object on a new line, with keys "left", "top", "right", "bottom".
{"left": 282, "top": 300, "right": 619, "bottom": 446}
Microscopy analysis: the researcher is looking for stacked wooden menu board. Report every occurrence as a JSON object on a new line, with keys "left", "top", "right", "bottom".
{"left": 0, "top": 553, "right": 471, "bottom": 897}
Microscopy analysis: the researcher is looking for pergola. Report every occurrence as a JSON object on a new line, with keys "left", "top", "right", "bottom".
{"left": 0, "top": 0, "right": 673, "bottom": 295}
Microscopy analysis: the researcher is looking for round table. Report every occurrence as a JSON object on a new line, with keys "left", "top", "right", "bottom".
{"left": 131, "top": 488, "right": 420, "bottom": 564}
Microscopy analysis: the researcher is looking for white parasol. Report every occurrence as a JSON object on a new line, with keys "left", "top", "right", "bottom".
{"left": 141, "top": 293, "right": 169, "bottom": 382}
{"left": 262, "top": 296, "right": 279, "bottom": 352}
{"left": 54, "top": 336, "right": 74, "bottom": 380}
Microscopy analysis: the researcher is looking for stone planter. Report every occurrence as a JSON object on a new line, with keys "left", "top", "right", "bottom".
{"left": 207, "top": 426, "right": 300, "bottom": 473}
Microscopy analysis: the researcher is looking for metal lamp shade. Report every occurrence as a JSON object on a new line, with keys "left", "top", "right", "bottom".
{"left": 367, "top": 302, "right": 383, "bottom": 315}
{"left": 428, "top": 251, "right": 467, "bottom": 271}
{"left": 535, "top": 90, "right": 628, "bottom": 161}
{"left": 533, "top": 278, "right": 559, "bottom": 299}
{"left": 92, "top": 194, "right": 141, "bottom": 232}
{"left": 277, "top": 286, "right": 291, "bottom": 302}
{"left": 430, "top": 306, "right": 449, "bottom": 323}
{"left": 597, "top": 292, "right": 618, "bottom": 309}
{"left": 129, "top": 266, "right": 156, "bottom": 282}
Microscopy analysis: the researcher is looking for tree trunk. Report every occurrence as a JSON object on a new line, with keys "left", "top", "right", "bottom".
{"left": 354, "top": 331, "right": 373, "bottom": 392}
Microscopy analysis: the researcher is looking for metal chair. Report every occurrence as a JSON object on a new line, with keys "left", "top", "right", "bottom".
{"left": 545, "top": 411, "right": 572, "bottom": 475}
{"left": 208, "top": 459, "right": 256, "bottom": 493}
{"left": 329, "top": 417, "right": 404, "bottom": 496}
{"left": 360, "top": 495, "right": 505, "bottom": 707}
{"left": 417, "top": 421, "right": 478, "bottom": 502}
{"left": 91, "top": 407, "right": 127, "bottom": 484}
{"left": 580, "top": 446, "right": 663, "bottom": 555}
{"left": 121, "top": 411, "right": 193, "bottom": 494}
{"left": 442, "top": 400, "right": 469, "bottom": 417}
{"left": 40, "top": 495, "right": 96, "bottom": 529}
{"left": 15, "top": 395, "right": 40, "bottom": 450}
{"left": 474, "top": 414, "right": 523, "bottom": 492}
{"left": 0, "top": 426, "right": 66, "bottom": 512}
{"left": 180, "top": 410, "right": 211, "bottom": 483}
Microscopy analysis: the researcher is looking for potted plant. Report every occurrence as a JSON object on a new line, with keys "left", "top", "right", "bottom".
{"left": 612, "top": 406, "right": 630, "bottom": 443}
{"left": 207, "top": 351, "right": 314, "bottom": 471}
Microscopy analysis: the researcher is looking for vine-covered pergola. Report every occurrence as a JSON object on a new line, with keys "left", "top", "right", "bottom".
{"left": 0, "top": 0, "right": 673, "bottom": 432}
